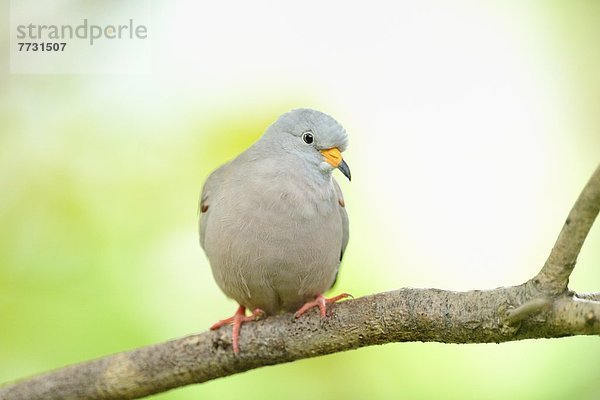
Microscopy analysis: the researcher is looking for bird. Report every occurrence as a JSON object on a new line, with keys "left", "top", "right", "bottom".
{"left": 198, "top": 108, "right": 351, "bottom": 353}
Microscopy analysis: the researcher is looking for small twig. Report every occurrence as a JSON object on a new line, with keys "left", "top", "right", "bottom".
{"left": 504, "top": 297, "right": 552, "bottom": 325}
{"left": 576, "top": 292, "right": 600, "bottom": 302}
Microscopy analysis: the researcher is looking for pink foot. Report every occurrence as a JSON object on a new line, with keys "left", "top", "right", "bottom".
{"left": 210, "top": 305, "right": 265, "bottom": 354}
{"left": 294, "top": 293, "right": 352, "bottom": 319}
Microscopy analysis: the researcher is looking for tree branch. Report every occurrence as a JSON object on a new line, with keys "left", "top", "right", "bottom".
{"left": 534, "top": 164, "right": 600, "bottom": 294}
{"left": 1, "top": 163, "right": 599, "bottom": 400}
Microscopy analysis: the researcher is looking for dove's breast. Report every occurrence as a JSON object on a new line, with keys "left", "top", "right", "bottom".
{"left": 203, "top": 157, "right": 343, "bottom": 315}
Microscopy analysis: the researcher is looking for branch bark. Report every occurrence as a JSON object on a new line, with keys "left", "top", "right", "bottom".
{"left": 2, "top": 163, "right": 599, "bottom": 400}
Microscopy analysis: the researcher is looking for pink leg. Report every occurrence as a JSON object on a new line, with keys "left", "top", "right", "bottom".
{"left": 210, "top": 305, "right": 265, "bottom": 354}
{"left": 294, "top": 293, "right": 352, "bottom": 319}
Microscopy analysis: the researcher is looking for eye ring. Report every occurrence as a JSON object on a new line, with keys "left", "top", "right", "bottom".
{"left": 301, "top": 131, "right": 314, "bottom": 144}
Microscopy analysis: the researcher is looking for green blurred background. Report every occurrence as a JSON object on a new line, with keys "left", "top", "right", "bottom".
{"left": 1, "top": 1, "right": 600, "bottom": 399}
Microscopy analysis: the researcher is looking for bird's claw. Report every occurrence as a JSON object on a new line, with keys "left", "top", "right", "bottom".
{"left": 210, "top": 306, "right": 265, "bottom": 354}
{"left": 294, "top": 293, "right": 352, "bottom": 319}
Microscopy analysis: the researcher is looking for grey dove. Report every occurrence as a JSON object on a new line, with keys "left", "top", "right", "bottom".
{"left": 199, "top": 108, "right": 351, "bottom": 353}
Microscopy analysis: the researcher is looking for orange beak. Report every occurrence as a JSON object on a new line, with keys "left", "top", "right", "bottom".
{"left": 320, "top": 147, "right": 351, "bottom": 181}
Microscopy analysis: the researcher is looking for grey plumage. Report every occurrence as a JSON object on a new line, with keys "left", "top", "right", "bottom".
{"left": 199, "top": 109, "right": 349, "bottom": 316}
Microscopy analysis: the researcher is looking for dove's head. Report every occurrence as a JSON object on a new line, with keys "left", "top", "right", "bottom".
{"left": 262, "top": 108, "right": 351, "bottom": 181}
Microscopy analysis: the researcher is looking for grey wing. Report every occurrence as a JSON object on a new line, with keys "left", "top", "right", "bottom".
{"left": 198, "top": 162, "right": 230, "bottom": 250}
{"left": 330, "top": 177, "right": 349, "bottom": 289}
{"left": 339, "top": 203, "right": 349, "bottom": 262}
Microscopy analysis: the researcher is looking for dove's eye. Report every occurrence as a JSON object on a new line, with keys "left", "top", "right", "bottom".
{"left": 301, "top": 131, "right": 314, "bottom": 144}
